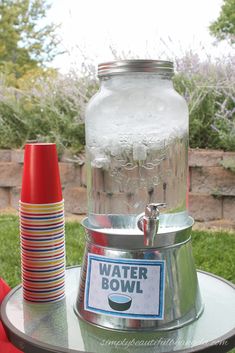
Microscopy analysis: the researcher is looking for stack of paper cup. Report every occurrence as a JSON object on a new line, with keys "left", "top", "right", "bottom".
{"left": 20, "top": 143, "right": 65, "bottom": 303}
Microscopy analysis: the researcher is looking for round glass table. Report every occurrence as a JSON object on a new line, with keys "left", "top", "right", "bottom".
{"left": 1, "top": 267, "right": 235, "bottom": 353}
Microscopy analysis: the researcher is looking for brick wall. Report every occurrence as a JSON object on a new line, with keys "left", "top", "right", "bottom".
{"left": 188, "top": 149, "right": 235, "bottom": 222}
{"left": 0, "top": 149, "right": 87, "bottom": 214}
{"left": 0, "top": 149, "right": 235, "bottom": 223}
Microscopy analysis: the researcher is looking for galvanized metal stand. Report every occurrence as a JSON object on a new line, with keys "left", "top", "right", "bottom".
{"left": 76, "top": 214, "right": 203, "bottom": 331}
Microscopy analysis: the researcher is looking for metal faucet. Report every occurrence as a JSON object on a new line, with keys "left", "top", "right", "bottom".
{"left": 137, "top": 203, "right": 166, "bottom": 246}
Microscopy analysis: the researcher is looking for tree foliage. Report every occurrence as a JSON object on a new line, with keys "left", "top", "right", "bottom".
{"left": 0, "top": 0, "right": 61, "bottom": 79}
{"left": 209, "top": 0, "right": 235, "bottom": 44}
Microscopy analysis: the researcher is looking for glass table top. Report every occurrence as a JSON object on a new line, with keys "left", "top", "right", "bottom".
{"left": 1, "top": 267, "right": 235, "bottom": 353}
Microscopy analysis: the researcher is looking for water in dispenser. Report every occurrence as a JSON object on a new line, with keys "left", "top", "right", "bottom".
{"left": 75, "top": 60, "right": 203, "bottom": 331}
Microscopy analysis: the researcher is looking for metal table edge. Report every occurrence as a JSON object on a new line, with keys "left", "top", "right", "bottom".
{"left": 0, "top": 268, "right": 234, "bottom": 353}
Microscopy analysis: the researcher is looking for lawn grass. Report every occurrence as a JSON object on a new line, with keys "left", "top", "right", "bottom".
{"left": 0, "top": 214, "right": 234, "bottom": 287}
{"left": 191, "top": 229, "right": 235, "bottom": 283}
{"left": 0, "top": 214, "right": 86, "bottom": 287}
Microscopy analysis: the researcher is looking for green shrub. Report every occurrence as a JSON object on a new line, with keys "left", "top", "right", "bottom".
{"left": 174, "top": 53, "right": 235, "bottom": 151}
{"left": 0, "top": 54, "right": 234, "bottom": 152}
{"left": 0, "top": 70, "right": 97, "bottom": 154}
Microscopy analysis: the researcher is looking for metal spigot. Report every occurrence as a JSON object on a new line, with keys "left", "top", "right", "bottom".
{"left": 137, "top": 203, "right": 166, "bottom": 246}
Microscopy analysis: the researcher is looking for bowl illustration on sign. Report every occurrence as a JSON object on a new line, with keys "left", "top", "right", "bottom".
{"left": 108, "top": 294, "right": 132, "bottom": 311}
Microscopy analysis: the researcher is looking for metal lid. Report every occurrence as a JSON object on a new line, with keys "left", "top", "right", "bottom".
{"left": 98, "top": 60, "right": 174, "bottom": 78}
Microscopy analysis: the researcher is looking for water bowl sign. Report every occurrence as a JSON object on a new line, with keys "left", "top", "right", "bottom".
{"left": 84, "top": 254, "right": 165, "bottom": 319}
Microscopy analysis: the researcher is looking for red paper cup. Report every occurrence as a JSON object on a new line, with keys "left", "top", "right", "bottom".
{"left": 21, "top": 143, "right": 62, "bottom": 204}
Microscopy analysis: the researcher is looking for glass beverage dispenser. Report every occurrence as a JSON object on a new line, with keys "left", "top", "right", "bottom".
{"left": 76, "top": 60, "right": 203, "bottom": 331}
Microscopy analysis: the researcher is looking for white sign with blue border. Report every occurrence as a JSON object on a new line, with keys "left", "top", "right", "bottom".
{"left": 84, "top": 254, "right": 165, "bottom": 319}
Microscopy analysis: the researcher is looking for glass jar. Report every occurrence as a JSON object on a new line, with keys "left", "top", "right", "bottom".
{"left": 85, "top": 60, "right": 189, "bottom": 229}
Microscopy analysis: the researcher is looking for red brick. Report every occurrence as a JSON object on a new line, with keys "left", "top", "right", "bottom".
{"left": 0, "top": 163, "right": 22, "bottom": 187}
{"left": 194, "top": 219, "right": 235, "bottom": 231}
{"left": 189, "top": 193, "right": 223, "bottom": 222}
{"left": 80, "top": 164, "right": 87, "bottom": 186}
{"left": 10, "top": 187, "right": 21, "bottom": 210}
{"left": 190, "top": 166, "right": 235, "bottom": 196}
{"left": 11, "top": 149, "right": 24, "bottom": 163}
{"left": 223, "top": 151, "right": 235, "bottom": 160}
{"left": 64, "top": 187, "right": 87, "bottom": 214}
{"left": 188, "top": 193, "right": 222, "bottom": 221}
{"left": 60, "top": 150, "right": 75, "bottom": 162}
{"left": 0, "top": 150, "right": 11, "bottom": 162}
{"left": 220, "top": 152, "right": 235, "bottom": 172}
{"left": 59, "top": 163, "right": 80, "bottom": 186}
{"left": 60, "top": 151, "right": 85, "bottom": 165}
{"left": 0, "top": 187, "right": 10, "bottom": 209}
{"left": 223, "top": 197, "right": 235, "bottom": 221}
{"left": 188, "top": 149, "right": 223, "bottom": 167}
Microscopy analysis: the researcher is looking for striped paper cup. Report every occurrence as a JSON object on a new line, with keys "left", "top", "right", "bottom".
{"left": 20, "top": 235, "right": 65, "bottom": 245}
{"left": 20, "top": 209, "right": 64, "bottom": 218}
{"left": 20, "top": 143, "right": 66, "bottom": 302}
